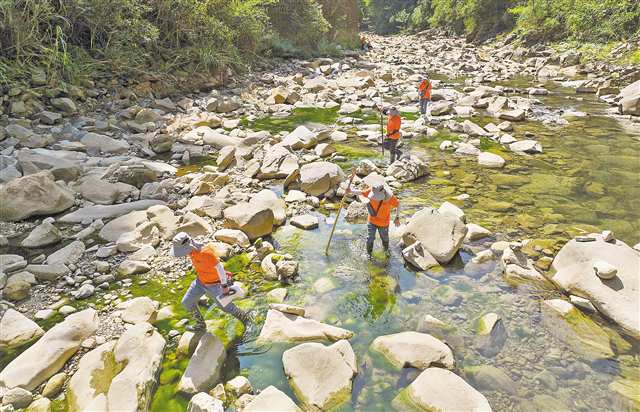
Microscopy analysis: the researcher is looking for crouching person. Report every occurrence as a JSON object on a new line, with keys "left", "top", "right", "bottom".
{"left": 171, "top": 232, "right": 251, "bottom": 332}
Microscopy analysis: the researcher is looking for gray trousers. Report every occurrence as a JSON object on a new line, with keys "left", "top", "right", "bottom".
{"left": 182, "top": 279, "right": 243, "bottom": 320}
{"left": 420, "top": 98, "right": 430, "bottom": 115}
{"left": 383, "top": 139, "right": 401, "bottom": 163}
{"left": 367, "top": 223, "right": 389, "bottom": 255}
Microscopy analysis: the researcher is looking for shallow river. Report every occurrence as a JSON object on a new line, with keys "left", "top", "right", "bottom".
{"left": 27, "top": 75, "right": 639, "bottom": 411}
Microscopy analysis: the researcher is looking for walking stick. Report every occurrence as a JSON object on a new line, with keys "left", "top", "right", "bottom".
{"left": 380, "top": 107, "right": 385, "bottom": 157}
{"left": 325, "top": 169, "right": 357, "bottom": 256}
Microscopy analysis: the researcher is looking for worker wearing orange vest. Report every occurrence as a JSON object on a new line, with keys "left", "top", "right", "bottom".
{"left": 418, "top": 78, "right": 432, "bottom": 117}
{"left": 380, "top": 106, "right": 402, "bottom": 163}
{"left": 348, "top": 183, "right": 400, "bottom": 258}
{"left": 172, "top": 232, "right": 251, "bottom": 331}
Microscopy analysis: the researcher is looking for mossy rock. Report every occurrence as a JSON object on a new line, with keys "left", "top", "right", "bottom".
{"left": 484, "top": 200, "right": 514, "bottom": 212}
{"left": 542, "top": 299, "right": 614, "bottom": 360}
{"left": 489, "top": 173, "right": 530, "bottom": 187}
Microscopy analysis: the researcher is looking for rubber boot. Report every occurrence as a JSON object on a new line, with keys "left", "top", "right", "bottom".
{"left": 187, "top": 308, "right": 207, "bottom": 332}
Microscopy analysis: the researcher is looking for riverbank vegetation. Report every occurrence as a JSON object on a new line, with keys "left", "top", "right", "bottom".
{"left": 0, "top": 0, "right": 359, "bottom": 85}
{"left": 360, "top": 0, "right": 640, "bottom": 44}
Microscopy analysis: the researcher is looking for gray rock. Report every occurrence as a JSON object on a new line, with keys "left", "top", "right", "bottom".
{"left": 2, "top": 387, "right": 33, "bottom": 409}
{"left": 21, "top": 221, "right": 62, "bottom": 248}
{"left": 0, "top": 171, "right": 75, "bottom": 221}
{"left": 59, "top": 200, "right": 164, "bottom": 223}
{"left": 26, "top": 263, "right": 70, "bottom": 282}
{"left": 80, "top": 132, "right": 130, "bottom": 155}
{"left": 46, "top": 240, "right": 85, "bottom": 265}
{"left": 50, "top": 97, "right": 76, "bottom": 113}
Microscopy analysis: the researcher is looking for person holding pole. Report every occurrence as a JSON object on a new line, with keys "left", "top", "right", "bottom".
{"left": 347, "top": 183, "right": 400, "bottom": 259}
{"left": 378, "top": 105, "right": 402, "bottom": 164}
{"left": 418, "top": 77, "right": 432, "bottom": 118}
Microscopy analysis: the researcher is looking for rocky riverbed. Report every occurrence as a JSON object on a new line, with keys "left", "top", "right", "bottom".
{"left": 1, "top": 33, "right": 639, "bottom": 412}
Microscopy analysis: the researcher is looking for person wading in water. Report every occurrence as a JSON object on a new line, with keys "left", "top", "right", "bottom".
{"left": 348, "top": 183, "right": 401, "bottom": 259}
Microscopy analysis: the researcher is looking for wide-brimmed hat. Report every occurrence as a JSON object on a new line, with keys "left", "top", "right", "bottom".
{"left": 170, "top": 232, "right": 201, "bottom": 257}
{"left": 368, "top": 184, "right": 393, "bottom": 201}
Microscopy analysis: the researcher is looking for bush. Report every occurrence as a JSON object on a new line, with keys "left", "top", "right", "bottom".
{"left": 2, "top": 0, "right": 349, "bottom": 84}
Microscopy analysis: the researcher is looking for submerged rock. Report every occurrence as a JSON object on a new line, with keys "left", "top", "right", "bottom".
{"left": 257, "top": 309, "right": 353, "bottom": 344}
{"left": 474, "top": 313, "right": 507, "bottom": 358}
{"left": 392, "top": 368, "right": 492, "bottom": 412}
{"left": 551, "top": 234, "right": 640, "bottom": 338}
{"left": 542, "top": 299, "right": 614, "bottom": 360}
{"left": 370, "top": 331, "right": 454, "bottom": 370}
{"left": 282, "top": 340, "right": 357, "bottom": 411}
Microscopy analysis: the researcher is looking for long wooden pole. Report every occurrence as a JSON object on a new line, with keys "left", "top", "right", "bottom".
{"left": 325, "top": 169, "right": 357, "bottom": 255}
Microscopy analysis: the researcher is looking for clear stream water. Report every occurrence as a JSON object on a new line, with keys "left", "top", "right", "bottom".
{"left": 6, "top": 75, "right": 638, "bottom": 411}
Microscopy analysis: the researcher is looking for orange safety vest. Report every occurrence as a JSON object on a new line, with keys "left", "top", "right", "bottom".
{"left": 362, "top": 189, "right": 400, "bottom": 228}
{"left": 387, "top": 114, "right": 401, "bottom": 140}
{"left": 419, "top": 80, "right": 432, "bottom": 100}
{"left": 189, "top": 244, "right": 221, "bottom": 284}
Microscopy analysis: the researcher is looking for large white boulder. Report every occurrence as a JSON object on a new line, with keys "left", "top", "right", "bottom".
{"left": 619, "top": 79, "right": 639, "bottom": 116}
{"left": 250, "top": 189, "right": 286, "bottom": 226}
{"left": 392, "top": 368, "right": 492, "bottom": 412}
{"left": 282, "top": 340, "right": 357, "bottom": 411}
{"left": 66, "top": 322, "right": 165, "bottom": 412}
{"left": 177, "top": 333, "right": 226, "bottom": 395}
{"left": 551, "top": 234, "right": 640, "bottom": 338}
{"left": 0, "top": 309, "right": 44, "bottom": 350}
{"left": 244, "top": 385, "right": 300, "bottom": 412}
{"left": 299, "top": 162, "right": 345, "bottom": 196}
{"left": 370, "top": 332, "right": 454, "bottom": 370}
{"left": 257, "top": 309, "right": 353, "bottom": 344}
{"left": 402, "top": 207, "right": 467, "bottom": 264}
{"left": 223, "top": 202, "right": 274, "bottom": 240}
{"left": 0, "top": 309, "right": 99, "bottom": 391}
{"left": 0, "top": 171, "right": 75, "bottom": 221}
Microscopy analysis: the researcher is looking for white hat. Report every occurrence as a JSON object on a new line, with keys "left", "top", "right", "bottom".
{"left": 368, "top": 184, "right": 392, "bottom": 201}
{"left": 170, "top": 232, "right": 201, "bottom": 257}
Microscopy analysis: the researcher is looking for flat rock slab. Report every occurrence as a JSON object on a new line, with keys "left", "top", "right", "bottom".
{"left": 59, "top": 200, "right": 165, "bottom": 223}
{"left": 257, "top": 309, "right": 353, "bottom": 344}
{"left": 290, "top": 214, "right": 319, "bottom": 230}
